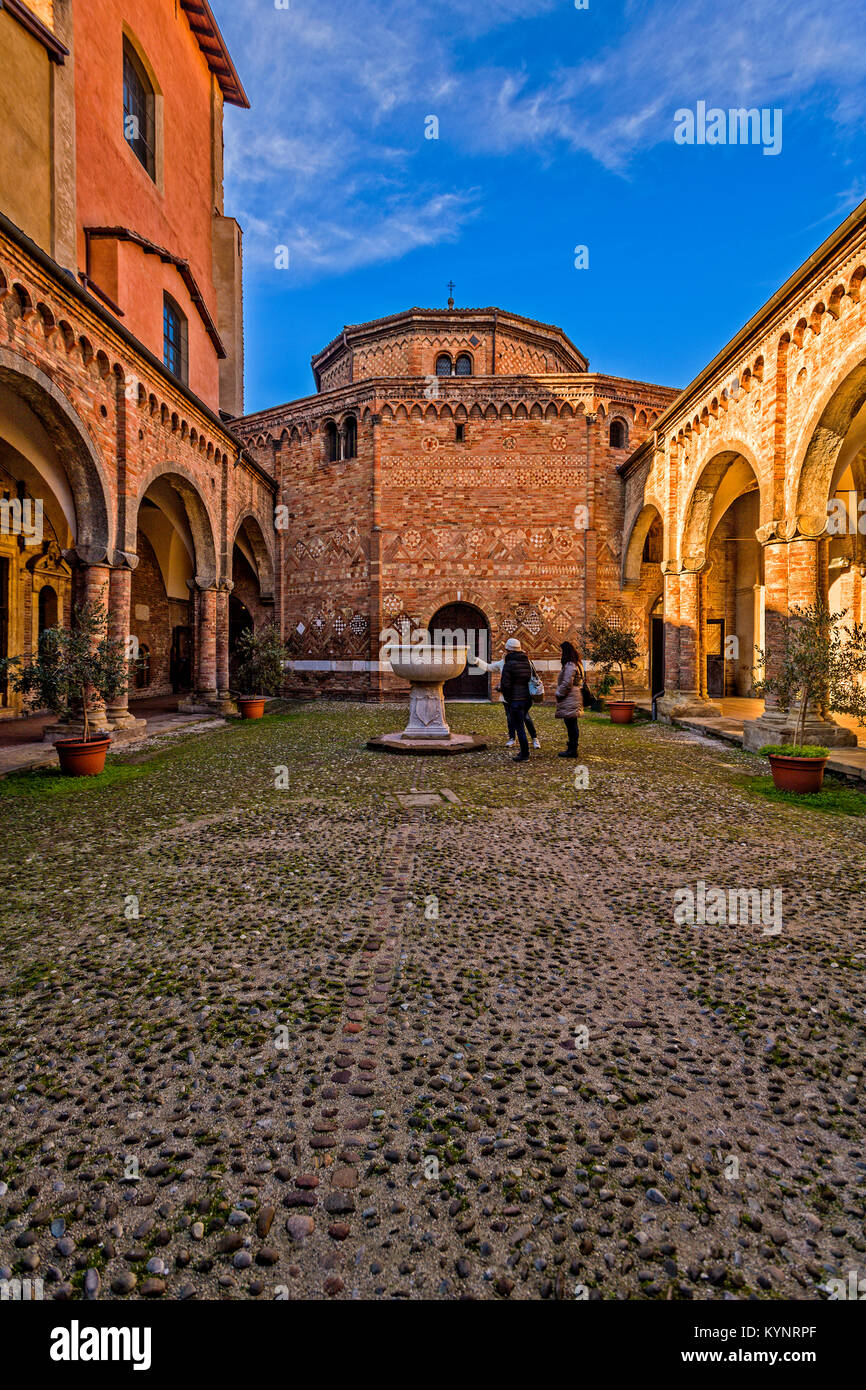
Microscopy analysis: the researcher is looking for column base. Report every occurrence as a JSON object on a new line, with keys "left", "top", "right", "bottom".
{"left": 743, "top": 710, "right": 857, "bottom": 752}
{"left": 43, "top": 714, "right": 113, "bottom": 744}
{"left": 178, "top": 690, "right": 219, "bottom": 714}
{"left": 108, "top": 714, "right": 148, "bottom": 742}
{"left": 213, "top": 692, "right": 238, "bottom": 716}
{"left": 656, "top": 690, "right": 722, "bottom": 722}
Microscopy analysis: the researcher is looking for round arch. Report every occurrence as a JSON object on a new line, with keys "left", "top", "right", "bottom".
{"left": 791, "top": 343, "right": 866, "bottom": 523}
{"left": 232, "top": 511, "right": 275, "bottom": 600}
{"left": 623, "top": 502, "right": 664, "bottom": 587}
{"left": 429, "top": 600, "right": 491, "bottom": 699}
{"left": 131, "top": 462, "right": 219, "bottom": 586}
{"left": 0, "top": 344, "right": 112, "bottom": 560}
{"left": 679, "top": 441, "right": 766, "bottom": 568}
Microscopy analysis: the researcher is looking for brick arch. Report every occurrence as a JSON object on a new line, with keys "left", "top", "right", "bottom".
{"left": 131, "top": 461, "right": 219, "bottom": 586}
{"left": 790, "top": 334, "right": 866, "bottom": 524}
{"left": 623, "top": 501, "right": 664, "bottom": 587}
{"left": 0, "top": 343, "right": 113, "bottom": 561}
{"left": 232, "top": 510, "right": 275, "bottom": 599}
{"left": 417, "top": 588, "right": 491, "bottom": 631}
{"left": 679, "top": 439, "right": 767, "bottom": 569}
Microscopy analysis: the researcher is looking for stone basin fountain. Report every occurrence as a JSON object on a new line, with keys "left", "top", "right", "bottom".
{"left": 367, "top": 643, "right": 487, "bottom": 755}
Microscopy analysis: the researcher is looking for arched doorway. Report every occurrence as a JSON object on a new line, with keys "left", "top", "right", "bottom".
{"left": 229, "top": 593, "right": 253, "bottom": 682}
{"left": 649, "top": 595, "right": 665, "bottom": 699}
{"left": 0, "top": 360, "right": 103, "bottom": 716}
{"left": 132, "top": 470, "right": 217, "bottom": 699}
{"left": 38, "top": 584, "right": 58, "bottom": 636}
{"left": 230, "top": 515, "right": 274, "bottom": 666}
{"left": 430, "top": 602, "right": 490, "bottom": 698}
{"left": 681, "top": 448, "right": 765, "bottom": 699}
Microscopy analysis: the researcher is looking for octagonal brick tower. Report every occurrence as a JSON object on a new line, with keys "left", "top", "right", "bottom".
{"left": 236, "top": 305, "right": 678, "bottom": 700}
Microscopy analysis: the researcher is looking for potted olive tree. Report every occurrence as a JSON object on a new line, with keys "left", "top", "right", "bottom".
{"left": 580, "top": 615, "right": 641, "bottom": 723}
{"left": 0, "top": 601, "right": 130, "bottom": 775}
{"left": 234, "top": 621, "right": 289, "bottom": 718}
{"left": 755, "top": 601, "right": 866, "bottom": 792}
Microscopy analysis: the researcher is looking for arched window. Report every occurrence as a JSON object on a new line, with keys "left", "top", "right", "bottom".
{"left": 123, "top": 39, "right": 156, "bottom": 180}
{"left": 163, "top": 294, "right": 188, "bottom": 383}
{"left": 38, "top": 585, "right": 58, "bottom": 637}
{"left": 135, "top": 643, "right": 151, "bottom": 689}
{"left": 324, "top": 420, "right": 338, "bottom": 462}
{"left": 342, "top": 416, "right": 357, "bottom": 459}
{"left": 455, "top": 353, "right": 473, "bottom": 376}
{"left": 609, "top": 418, "right": 628, "bottom": 449}
{"left": 435, "top": 354, "right": 452, "bottom": 376}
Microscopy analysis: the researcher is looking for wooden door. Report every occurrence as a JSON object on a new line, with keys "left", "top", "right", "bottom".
{"left": 430, "top": 602, "right": 490, "bottom": 699}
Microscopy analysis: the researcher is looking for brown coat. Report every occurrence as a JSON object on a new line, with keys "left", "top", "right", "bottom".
{"left": 555, "top": 660, "right": 582, "bottom": 718}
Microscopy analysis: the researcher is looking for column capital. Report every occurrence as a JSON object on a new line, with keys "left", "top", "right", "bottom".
{"left": 756, "top": 515, "right": 827, "bottom": 546}
{"left": 109, "top": 550, "right": 140, "bottom": 571}
{"left": 62, "top": 547, "right": 112, "bottom": 570}
{"left": 679, "top": 555, "right": 706, "bottom": 575}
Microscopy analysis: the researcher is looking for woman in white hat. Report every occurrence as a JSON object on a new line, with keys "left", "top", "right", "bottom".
{"left": 470, "top": 637, "right": 540, "bottom": 749}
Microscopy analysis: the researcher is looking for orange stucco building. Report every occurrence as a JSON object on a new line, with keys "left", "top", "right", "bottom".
{"left": 0, "top": 0, "right": 247, "bottom": 416}
{"left": 0, "top": 1, "right": 275, "bottom": 727}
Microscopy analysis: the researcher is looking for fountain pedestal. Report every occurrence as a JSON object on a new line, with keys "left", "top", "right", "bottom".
{"left": 367, "top": 645, "right": 487, "bottom": 755}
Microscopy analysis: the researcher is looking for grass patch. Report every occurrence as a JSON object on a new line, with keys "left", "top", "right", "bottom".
{"left": 736, "top": 772, "right": 866, "bottom": 816}
{"left": 0, "top": 758, "right": 154, "bottom": 799}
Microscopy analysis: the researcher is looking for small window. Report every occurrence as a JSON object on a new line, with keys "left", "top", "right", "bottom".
{"left": 324, "top": 420, "right": 339, "bottom": 462}
{"left": 123, "top": 40, "right": 156, "bottom": 180}
{"left": 609, "top": 418, "right": 628, "bottom": 449}
{"left": 455, "top": 353, "right": 472, "bottom": 376}
{"left": 342, "top": 416, "right": 357, "bottom": 459}
{"left": 135, "top": 643, "right": 151, "bottom": 689}
{"left": 163, "top": 295, "right": 188, "bottom": 382}
{"left": 455, "top": 423, "right": 466, "bottom": 443}
{"left": 435, "top": 354, "right": 452, "bottom": 376}
{"left": 38, "top": 585, "right": 58, "bottom": 636}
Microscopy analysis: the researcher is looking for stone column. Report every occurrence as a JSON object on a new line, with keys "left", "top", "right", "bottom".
{"left": 214, "top": 581, "right": 237, "bottom": 714}
{"left": 44, "top": 561, "right": 112, "bottom": 740}
{"left": 105, "top": 562, "right": 147, "bottom": 736}
{"left": 743, "top": 525, "right": 856, "bottom": 749}
{"left": 180, "top": 584, "right": 219, "bottom": 711}
{"left": 657, "top": 564, "right": 721, "bottom": 720}
{"left": 79, "top": 563, "right": 112, "bottom": 735}
{"left": 661, "top": 563, "right": 680, "bottom": 703}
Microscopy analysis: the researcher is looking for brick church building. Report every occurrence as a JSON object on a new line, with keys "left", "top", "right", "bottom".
{"left": 1, "top": 1, "right": 864, "bottom": 753}
{"left": 236, "top": 305, "right": 676, "bottom": 700}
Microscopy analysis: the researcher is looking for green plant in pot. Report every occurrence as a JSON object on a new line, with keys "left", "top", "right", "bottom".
{"left": 754, "top": 601, "right": 866, "bottom": 793}
{"left": 0, "top": 601, "right": 131, "bottom": 775}
{"left": 580, "top": 615, "right": 641, "bottom": 723}
{"left": 233, "top": 621, "right": 289, "bottom": 718}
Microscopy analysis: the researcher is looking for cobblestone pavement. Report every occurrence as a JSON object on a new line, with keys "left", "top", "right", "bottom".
{"left": 1, "top": 703, "right": 864, "bottom": 1300}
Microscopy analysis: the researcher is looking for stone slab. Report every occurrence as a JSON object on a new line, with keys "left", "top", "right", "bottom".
{"left": 367, "top": 733, "right": 487, "bottom": 756}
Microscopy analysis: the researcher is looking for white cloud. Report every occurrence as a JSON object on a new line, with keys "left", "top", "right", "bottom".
{"left": 216, "top": 0, "right": 866, "bottom": 279}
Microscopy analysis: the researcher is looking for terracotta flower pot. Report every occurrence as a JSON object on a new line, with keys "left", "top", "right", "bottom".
{"left": 55, "top": 736, "right": 112, "bottom": 777}
{"left": 608, "top": 701, "right": 635, "bottom": 724}
{"left": 238, "top": 696, "right": 266, "bottom": 720}
{"left": 767, "top": 753, "right": 828, "bottom": 794}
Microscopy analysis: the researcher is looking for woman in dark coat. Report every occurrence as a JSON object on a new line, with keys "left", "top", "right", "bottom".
{"left": 499, "top": 637, "right": 535, "bottom": 762}
{"left": 555, "top": 640, "right": 584, "bottom": 758}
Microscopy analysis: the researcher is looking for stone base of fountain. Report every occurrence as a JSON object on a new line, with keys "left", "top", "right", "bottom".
{"left": 367, "top": 731, "right": 487, "bottom": 755}
{"left": 367, "top": 643, "right": 488, "bottom": 755}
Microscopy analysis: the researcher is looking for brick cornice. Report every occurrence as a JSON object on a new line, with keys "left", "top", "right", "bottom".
{"left": 0, "top": 210, "right": 273, "bottom": 494}
{"left": 236, "top": 372, "right": 677, "bottom": 438}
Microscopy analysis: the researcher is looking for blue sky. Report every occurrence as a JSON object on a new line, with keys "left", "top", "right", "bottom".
{"left": 215, "top": 0, "right": 866, "bottom": 414}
